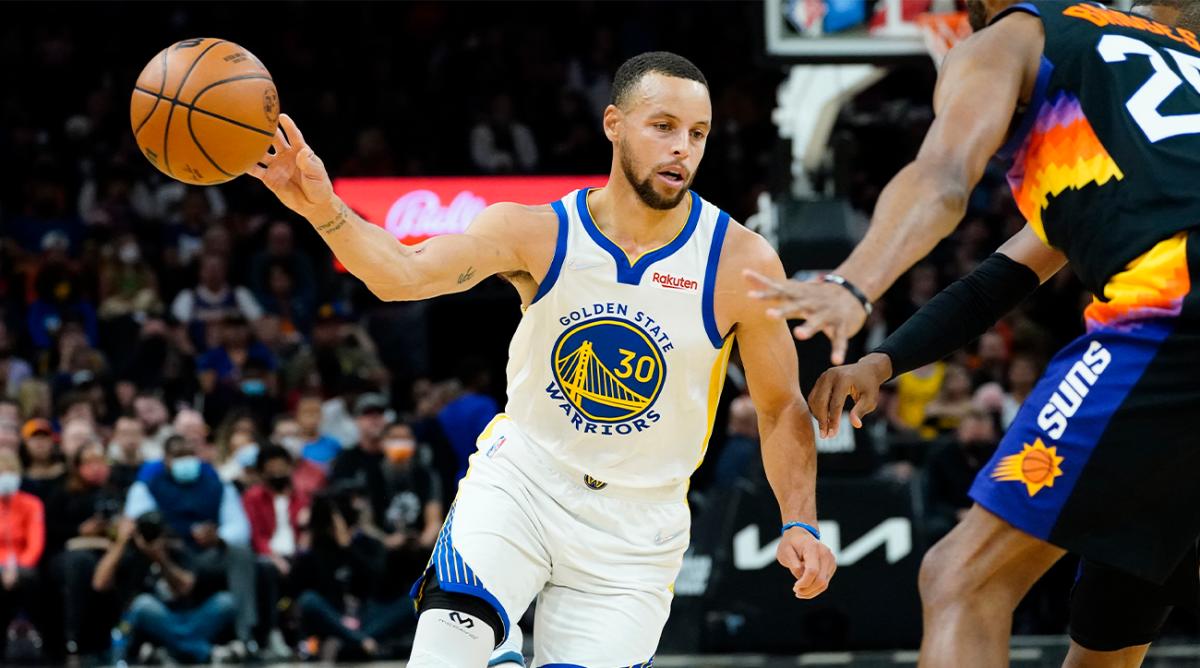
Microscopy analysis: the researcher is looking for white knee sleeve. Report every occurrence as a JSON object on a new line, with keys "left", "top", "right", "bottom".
{"left": 407, "top": 609, "right": 496, "bottom": 668}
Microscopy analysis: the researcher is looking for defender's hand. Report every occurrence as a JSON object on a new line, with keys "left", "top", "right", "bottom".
{"left": 808, "top": 353, "right": 892, "bottom": 438}
{"left": 744, "top": 270, "right": 867, "bottom": 365}
{"left": 777, "top": 528, "right": 836, "bottom": 599}
{"left": 249, "top": 114, "right": 334, "bottom": 218}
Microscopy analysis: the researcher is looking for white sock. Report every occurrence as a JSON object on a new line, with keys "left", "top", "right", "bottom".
{"left": 488, "top": 623, "right": 525, "bottom": 667}
{"left": 407, "top": 609, "right": 496, "bottom": 668}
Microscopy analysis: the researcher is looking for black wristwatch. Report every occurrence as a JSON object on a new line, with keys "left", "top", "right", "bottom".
{"left": 821, "top": 273, "right": 873, "bottom": 316}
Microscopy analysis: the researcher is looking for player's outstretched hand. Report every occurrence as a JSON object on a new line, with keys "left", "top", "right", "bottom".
{"left": 808, "top": 352, "right": 892, "bottom": 438}
{"left": 744, "top": 269, "right": 867, "bottom": 365}
{"left": 249, "top": 114, "right": 334, "bottom": 219}
{"left": 777, "top": 528, "right": 836, "bottom": 600}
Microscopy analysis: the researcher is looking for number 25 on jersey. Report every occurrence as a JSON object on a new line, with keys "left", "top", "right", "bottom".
{"left": 1100, "top": 33, "right": 1200, "bottom": 142}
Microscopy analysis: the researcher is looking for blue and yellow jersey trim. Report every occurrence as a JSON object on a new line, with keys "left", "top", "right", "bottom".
{"left": 531, "top": 200, "right": 571, "bottom": 305}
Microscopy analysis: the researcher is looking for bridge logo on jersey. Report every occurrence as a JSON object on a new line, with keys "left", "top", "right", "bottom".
{"left": 547, "top": 313, "right": 667, "bottom": 436}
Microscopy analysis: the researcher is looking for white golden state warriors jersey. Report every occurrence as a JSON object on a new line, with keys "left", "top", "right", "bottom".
{"left": 505, "top": 188, "right": 735, "bottom": 492}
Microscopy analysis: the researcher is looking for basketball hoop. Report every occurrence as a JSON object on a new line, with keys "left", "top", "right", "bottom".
{"left": 915, "top": 11, "right": 972, "bottom": 69}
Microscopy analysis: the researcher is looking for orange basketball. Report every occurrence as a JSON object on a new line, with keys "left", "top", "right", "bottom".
{"left": 130, "top": 38, "right": 279, "bottom": 186}
{"left": 1021, "top": 450, "right": 1054, "bottom": 484}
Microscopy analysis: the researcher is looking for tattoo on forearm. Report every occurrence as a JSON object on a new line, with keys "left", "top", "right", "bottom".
{"left": 457, "top": 266, "right": 476, "bottom": 284}
{"left": 314, "top": 203, "right": 350, "bottom": 235}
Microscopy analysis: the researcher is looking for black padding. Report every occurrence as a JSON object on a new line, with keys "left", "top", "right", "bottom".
{"left": 417, "top": 573, "right": 506, "bottom": 647}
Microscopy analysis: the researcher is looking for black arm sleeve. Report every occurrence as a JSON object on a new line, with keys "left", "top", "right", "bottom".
{"left": 875, "top": 253, "right": 1041, "bottom": 378}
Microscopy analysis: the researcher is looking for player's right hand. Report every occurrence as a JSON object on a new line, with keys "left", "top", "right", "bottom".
{"left": 778, "top": 527, "right": 836, "bottom": 599}
{"left": 249, "top": 114, "right": 334, "bottom": 219}
{"left": 808, "top": 352, "right": 892, "bottom": 438}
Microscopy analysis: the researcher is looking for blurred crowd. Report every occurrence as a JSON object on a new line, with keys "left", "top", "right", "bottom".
{"left": 0, "top": 2, "right": 778, "bottom": 664}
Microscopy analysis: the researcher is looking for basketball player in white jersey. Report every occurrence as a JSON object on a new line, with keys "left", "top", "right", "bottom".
{"left": 250, "top": 52, "right": 836, "bottom": 668}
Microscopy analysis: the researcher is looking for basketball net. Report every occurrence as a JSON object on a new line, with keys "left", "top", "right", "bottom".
{"left": 915, "top": 11, "right": 972, "bottom": 69}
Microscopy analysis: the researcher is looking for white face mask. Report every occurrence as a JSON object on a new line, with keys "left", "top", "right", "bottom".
{"left": 118, "top": 244, "right": 141, "bottom": 264}
{"left": 279, "top": 436, "right": 303, "bottom": 456}
{"left": 0, "top": 473, "right": 20, "bottom": 496}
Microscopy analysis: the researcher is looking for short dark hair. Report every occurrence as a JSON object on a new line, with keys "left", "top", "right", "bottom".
{"left": 163, "top": 434, "right": 188, "bottom": 456}
{"left": 256, "top": 444, "right": 292, "bottom": 471}
{"left": 611, "top": 51, "right": 708, "bottom": 109}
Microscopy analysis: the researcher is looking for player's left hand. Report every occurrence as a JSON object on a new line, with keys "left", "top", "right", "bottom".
{"left": 777, "top": 527, "right": 836, "bottom": 599}
{"left": 744, "top": 270, "right": 867, "bottom": 365}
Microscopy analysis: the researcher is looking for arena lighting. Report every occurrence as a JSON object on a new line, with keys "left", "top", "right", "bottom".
{"left": 331, "top": 176, "right": 606, "bottom": 271}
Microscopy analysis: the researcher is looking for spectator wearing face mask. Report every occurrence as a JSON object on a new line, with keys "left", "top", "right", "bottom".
{"left": 19, "top": 418, "right": 66, "bottom": 504}
{"left": 0, "top": 449, "right": 45, "bottom": 658}
{"left": 123, "top": 435, "right": 259, "bottom": 651}
{"left": 44, "top": 440, "right": 123, "bottom": 662}
{"left": 43, "top": 440, "right": 118, "bottom": 556}
{"left": 270, "top": 417, "right": 326, "bottom": 500}
{"left": 375, "top": 421, "right": 442, "bottom": 585}
{"left": 196, "top": 315, "right": 278, "bottom": 426}
{"left": 213, "top": 410, "right": 262, "bottom": 487}
{"left": 242, "top": 445, "right": 309, "bottom": 656}
{"left": 97, "top": 235, "right": 161, "bottom": 321}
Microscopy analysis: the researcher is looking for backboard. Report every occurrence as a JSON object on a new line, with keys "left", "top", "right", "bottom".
{"left": 764, "top": 0, "right": 1139, "bottom": 63}
{"left": 764, "top": 0, "right": 965, "bottom": 62}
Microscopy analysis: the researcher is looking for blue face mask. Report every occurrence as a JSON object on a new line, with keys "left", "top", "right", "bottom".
{"left": 234, "top": 444, "right": 260, "bottom": 469}
{"left": 240, "top": 379, "right": 267, "bottom": 396}
{"left": 170, "top": 456, "right": 202, "bottom": 483}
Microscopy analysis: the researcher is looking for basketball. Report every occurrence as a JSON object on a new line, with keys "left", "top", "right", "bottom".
{"left": 130, "top": 38, "right": 279, "bottom": 186}
{"left": 1021, "top": 449, "right": 1055, "bottom": 484}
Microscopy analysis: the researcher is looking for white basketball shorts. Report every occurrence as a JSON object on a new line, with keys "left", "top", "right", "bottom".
{"left": 411, "top": 414, "right": 689, "bottom": 667}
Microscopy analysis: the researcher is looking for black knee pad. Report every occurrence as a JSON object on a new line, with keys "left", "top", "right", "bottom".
{"left": 1069, "top": 547, "right": 1198, "bottom": 651}
{"left": 416, "top": 573, "right": 505, "bottom": 647}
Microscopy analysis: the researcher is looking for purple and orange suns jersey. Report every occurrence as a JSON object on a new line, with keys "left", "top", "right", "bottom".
{"left": 993, "top": 2, "right": 1200, "bottom": 327}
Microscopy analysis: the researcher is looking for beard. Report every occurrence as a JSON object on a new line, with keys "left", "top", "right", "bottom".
{"left": 619, "top": 140, "right": 691, "bottom": 211}
{"left": 967, "top": 0, "right": 988, "bottom": 31}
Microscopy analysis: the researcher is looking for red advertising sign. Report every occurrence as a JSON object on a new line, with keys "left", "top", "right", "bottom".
{"left": 332, "top": 176, "right": 606, "bottom": 248}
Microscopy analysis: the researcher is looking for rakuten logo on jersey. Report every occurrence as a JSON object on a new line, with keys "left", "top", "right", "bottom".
{"left": 652, "top": 272, "right": 698, "bottom": 292}
{"left": 1037, "top": 341, "right": 1112, "bottom": 440}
